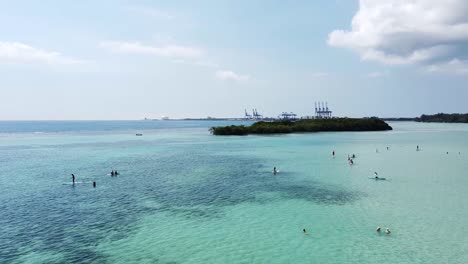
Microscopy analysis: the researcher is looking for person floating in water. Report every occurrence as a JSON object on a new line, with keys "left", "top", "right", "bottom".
{"left": 303, "top": 229, "right": 308, "bottom": 234}
{"left": 417, "top": 145, "right": 420, "bottom": 151}
{"left": 349, "top": 159, "right": 354, "bottom": 165}
{"left": 376, "top": 226, "right": 381, "bottom": 232}
{"left": 385, "top": 228, "right": 391, "bottom": 234}
{"left": 352, "top": 154, "right": 356, "bottom": 159}
{"left": 71, "top": 174, "right": 75, "bottom": 184}
{"left": 93, "top": 181, "right": 96, "bottom": 188}
{"left": 332, "top": 150, "right": 335, "bottom": 157}
{"left": 111, "top": 170, "right": 115, "bottom": 176}
{"left": 273, "top": 167, "right": 277, "bottom": 175}
{"left": 374, "top": 172, "right": 379, "bottom": 179}
{"left": 347, "top": 154, "right": 350, "bottom": 161}
{"left": 115, "top": 170, "right": 119, "bottom": 175}
{"left": 387, "top": 146, "right": 389, "bottom": 150}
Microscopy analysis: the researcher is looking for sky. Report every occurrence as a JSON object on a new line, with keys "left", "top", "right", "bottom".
{"left": 1, "top": 0, "right": 468, "bottom": 120}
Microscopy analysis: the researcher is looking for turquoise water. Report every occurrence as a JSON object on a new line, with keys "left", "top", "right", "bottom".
{"left": 1, "top": 121, "right": 467, "bottom": 264}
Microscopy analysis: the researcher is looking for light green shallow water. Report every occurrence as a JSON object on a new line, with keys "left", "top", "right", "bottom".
{"left": 1, "top": 121, "right": 468, "bottom": 263}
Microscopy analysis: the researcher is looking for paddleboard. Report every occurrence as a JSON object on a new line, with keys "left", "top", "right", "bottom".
{"left": 368, "top": 177, "right": 386, "bottom": 180}
{"left": 62, "top": 181, "right": 93, "bottom": 185}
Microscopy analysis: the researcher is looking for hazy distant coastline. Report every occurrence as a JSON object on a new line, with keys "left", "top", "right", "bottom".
{"left": 383, "top": 113, "right": 468, "bottom": 123}
{"left": 146, "top": 113, "right": 468, "bottom": 124}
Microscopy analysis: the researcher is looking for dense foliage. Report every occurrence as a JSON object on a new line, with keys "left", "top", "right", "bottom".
{"left": 210, "top": 118, "right": 392, "bottom": 135}
{"left": 416, "top": 113, "right": 468, "bottom": 123}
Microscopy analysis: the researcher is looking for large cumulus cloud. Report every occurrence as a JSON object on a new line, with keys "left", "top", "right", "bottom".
{"left": 328, "top": 0, "right": 468, "bottom": 73}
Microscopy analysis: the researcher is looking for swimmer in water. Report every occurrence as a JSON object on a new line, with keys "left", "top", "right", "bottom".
{"left": 417, "top": 145, "right": 419, "bottom": 151}
{"left": 376, "top": 226, "right": 381, "bottom": 232}
{"left": 93, "top": 181, "right": 96, "bottom": 188}
{"left": 303, "top": 229, "right": 307, "bottom": 234}
{"left": 385, "top": 228, "right": 391, "bottom": 234}
{"left": 332, "top": 150, "right": 335, "bottom": 157}
{"left": 71, "top": 174, "right": 75, "bottom": 184}
{"left": 111, "top": 170, "right": 114, "bottom": 176}
{"left": 273, "top": 167, "right": 277, "bottom": 175}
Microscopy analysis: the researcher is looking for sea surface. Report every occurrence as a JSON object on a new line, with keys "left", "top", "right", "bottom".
{"left": 1, "top": 120, "right": 467, "bottom": 264}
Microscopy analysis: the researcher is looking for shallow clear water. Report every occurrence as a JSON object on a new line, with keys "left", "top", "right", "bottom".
{"left": 1, "top": 121, "right": 467, "bottom": 264}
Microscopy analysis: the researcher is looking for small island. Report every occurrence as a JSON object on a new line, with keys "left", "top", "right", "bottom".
{"left": 210, "top": 118, "right": 392, "bottom": 135}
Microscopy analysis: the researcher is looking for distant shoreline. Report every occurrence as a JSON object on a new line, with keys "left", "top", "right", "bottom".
{"left": 383, "top": 113, "right": 468, "bottom": 123}
{"left": 2, "top": 113, "right": 467, "bottom": 123}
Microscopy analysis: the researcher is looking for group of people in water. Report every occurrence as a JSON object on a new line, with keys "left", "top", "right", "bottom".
{"left": 347, "top": 153, "right": 356, "bottom": 165}
{"left": 70, "top": 169, "right": 120, "bottom": 187}
{"left": 337, "top": 150, "right": 393, "bottom": 233}
{"left": 333, "top": 150, "right": 357, "bottom": 165}
{"left": 376, "top": 227, "right": 391, "bottom": 234}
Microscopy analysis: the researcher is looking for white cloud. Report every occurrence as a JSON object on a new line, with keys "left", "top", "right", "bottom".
{"left": 101, "top": 41, "right": 253, "bottom": 79}
{"left": 0, "top": 41, "right": 84, "bottom": 65}
{"left": 100, "top": 41, "right": 203, "bottom": 59}
{"left": 215, "top": 70, "right": 250, "bottom": 82}
{"left": 426, "top": 59, "right": 468, "bottom": 75}
{"left": 328, "top": 0, "right": 468, "bottom": 71}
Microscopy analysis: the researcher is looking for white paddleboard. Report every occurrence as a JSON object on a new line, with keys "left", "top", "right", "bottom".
{"left": 62, "top": 181, "right": 92, "bottom": 185}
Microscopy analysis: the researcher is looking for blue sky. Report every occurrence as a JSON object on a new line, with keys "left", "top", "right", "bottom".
{"left": 1, "top": 0, "right": 467, "bottom": 120}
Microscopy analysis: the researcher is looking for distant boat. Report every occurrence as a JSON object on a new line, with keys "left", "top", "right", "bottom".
{"left": 161, "top": 116, "right": 170, "bottom": 120}
{"left": 136, "top": 133, "right": 143, "bottom": 136}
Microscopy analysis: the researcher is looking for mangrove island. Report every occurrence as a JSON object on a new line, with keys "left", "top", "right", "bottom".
{"left": 210, "top": 117, "right": 392, "bottom": 135}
